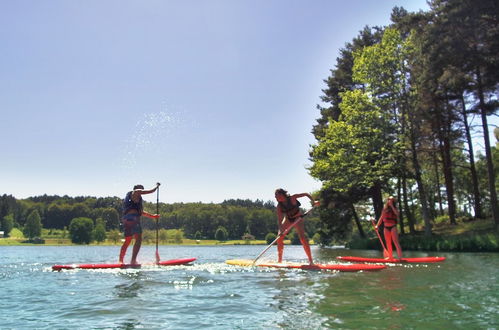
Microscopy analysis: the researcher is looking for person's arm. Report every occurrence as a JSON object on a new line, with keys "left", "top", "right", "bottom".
{"left": 136, "top": 182, "right": 161, "bottom": 195}
{"left": 277, "top": 206, "right": 284, "bottom": 234}
{"left": 292, "top": 193, "right": 320, "bottom": 207}
{"left": 142, "top": 211, "right": 160, "bottom": 219}
{"left": 389, "top": 201, "right": 400, "bottom": 218}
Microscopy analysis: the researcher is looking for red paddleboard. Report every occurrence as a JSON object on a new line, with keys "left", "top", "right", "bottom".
{"left": 226, "top": 259, "right": 386, "bottom": 272}
{"left": 336, "top": 256, "right": 446, "bottom": 263}
{"left": 52, "top": 257, "right": 196, "bottom": 271}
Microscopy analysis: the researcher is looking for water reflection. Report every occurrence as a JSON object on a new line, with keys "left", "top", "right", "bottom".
{"left": 115, "top": 319, "right": 141, "bottom": 330}
{"left": 376, "top": 267, "right": 406, "bottom": 312}
{"left": 267, "top": 270, "right": 330, "bottom": 329}
{"left": 114, "top": 272, "right": 146, "bottom": 298}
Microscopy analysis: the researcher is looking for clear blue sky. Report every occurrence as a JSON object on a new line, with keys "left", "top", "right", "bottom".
{"left": 3, "top": 0, "right": 492, "bottom": 204}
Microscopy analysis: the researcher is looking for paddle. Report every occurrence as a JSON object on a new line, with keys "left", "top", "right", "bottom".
{"left": 155, "top": 183, "right": 161, "bottom": 263}
{"left": 370, "top": 218, "right": 389, "bottom": 258}
{"left": 252, "top": 207, "right": 315, "bottom": 265}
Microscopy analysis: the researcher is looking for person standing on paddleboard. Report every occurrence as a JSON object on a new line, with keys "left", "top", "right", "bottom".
{"left": 375, "top": 196, "right": 403, "bottom": 259}
{"left": 119, "top": 183, "right": 161, "bottom": 264}
{"left": 275, "top": 188, "right": 319, "bottom": 265}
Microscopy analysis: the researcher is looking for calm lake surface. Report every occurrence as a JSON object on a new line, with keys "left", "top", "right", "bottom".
{"left": 0, "top": 245, "right": 497, "bottom": 329}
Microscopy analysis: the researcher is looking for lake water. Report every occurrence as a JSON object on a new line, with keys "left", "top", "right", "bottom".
{"left": 0, "top": 245, "right": 497, "bottom": 329}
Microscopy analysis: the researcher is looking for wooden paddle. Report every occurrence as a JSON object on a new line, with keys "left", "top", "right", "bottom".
{"left": 252, "top": 207, "right": 315, "bottom": 265}
{"left": 371, "top": 218, "right": 389, "bottom": 258}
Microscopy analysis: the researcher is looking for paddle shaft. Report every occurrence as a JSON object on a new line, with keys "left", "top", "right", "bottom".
{"left": 252, "top": 208, "right": 314, "bottom": 265}
{"left": 155, "top": 185, "right": 160, "bottom": 263}
{"left": 371, "top": 219, "right": 388, "bottom": 255}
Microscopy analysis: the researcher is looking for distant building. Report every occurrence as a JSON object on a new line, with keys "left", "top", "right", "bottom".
{"left": 0, "top": 231, "right": 4, "bottom": 238}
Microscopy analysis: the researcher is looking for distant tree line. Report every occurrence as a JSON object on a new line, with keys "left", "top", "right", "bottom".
{"left": 309, "top": 0, "right": 499, "bottom": 244}
{"left": 0, "top": 195, "right": 320, "bottom": 242}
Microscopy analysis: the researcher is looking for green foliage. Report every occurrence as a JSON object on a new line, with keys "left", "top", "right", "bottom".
{"left": 311, "top": 0, "right": 499, "bottom": 242}
{"left": 290, "top": 232, "right": 301, "bottom": 245}
{"left": 215, "top": 226, "right": 228, "bottom": 241}
{"left": 434, "top": 215, "right": 450, "bottom": 224}
{"left": 310, "top": 89, "right": 397, "bottom": 193}
{"left": 265, "top": 232, "right": 277, "bottom": 244}
{"left": 171, "top": 229, "right": 184, "bottom": 244}
{"left": 1, "top": 214, "right": 14, "bottom": 237}
{"left": 23, "top": 210, "right": 42, "bottom": 240}
{"left": 142, "top": 230, "right": 155, "bottom": 243}
{"left": 93, "top": 218, "right": 107, "bottom": 243}
{"left": 158, "top": 229, "right": 168, "bottom": 242}
{"left": 1, "top": 194, "right": 278, "bottom": 243}
{"left": 69, "top": 217, "right": 94, "bottom": 244}
{"left": 108, "top": 229, "right": 121, "bottom": 243}
{"left": 399, "top": 233, "right": 499, "bottom": 252}
{"left": 311, "top": 233, "right": 321, "bottom": 244}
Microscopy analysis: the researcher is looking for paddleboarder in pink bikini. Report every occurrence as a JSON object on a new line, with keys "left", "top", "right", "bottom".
{"left": 119, "top": 183, "right": 161, "bottom": 264}
{"left": 274, "top": 188, "right": 320, "bottom": 265}
{"left": 375, "top": 196, "right": 403, "bottom": 259}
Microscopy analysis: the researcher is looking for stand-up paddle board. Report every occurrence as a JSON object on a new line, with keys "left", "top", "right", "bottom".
{"left": 336, "top": 256, "right": 446, "bottom": 263}
{"left": 226, "top": 259, "right": 386, "bottom": 272}
{"left": 52, "top": 257, "right": 197, "bottom": 271}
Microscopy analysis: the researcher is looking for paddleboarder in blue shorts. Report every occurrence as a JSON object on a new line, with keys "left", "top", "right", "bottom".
{"left": 119, "top": 183, "right": 160, "bottom": 264}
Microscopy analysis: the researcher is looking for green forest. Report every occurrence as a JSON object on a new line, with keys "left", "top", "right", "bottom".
{"left": 0, "top": 195, "right": 321, "bottom": 245}
{"left": 1, "top": 0, "right": 498, "bottom": 251}
{"left": 309, "top": 0, "right": 499, "bottom": 247}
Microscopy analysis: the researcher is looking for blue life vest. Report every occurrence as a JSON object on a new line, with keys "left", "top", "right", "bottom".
{"left": 123, "top": 191, "right": 143, "bottom": 215}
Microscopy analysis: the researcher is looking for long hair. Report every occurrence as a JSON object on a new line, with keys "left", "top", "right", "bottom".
{"left": 275, "top": 188, "right": 289, "bottom": 197}
{"left": 383, "top": 196, "right": 397, "bottom": 210}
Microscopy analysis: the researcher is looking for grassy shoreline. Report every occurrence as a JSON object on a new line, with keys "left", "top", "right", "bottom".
{"left": 348, "top": 217, "right": 499, "bottom": 252}
{"left": 2, "top": 218, "right": 497, "bottom": 252}
{"left": 0, "top": 238, "right": 280, "bottom": 246}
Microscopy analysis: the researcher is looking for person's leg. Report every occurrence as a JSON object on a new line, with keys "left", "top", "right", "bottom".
{"left": 296, "top": 221, "right": 313, "bottom": 264}
{"left": 130, "top": 233, "right": 142, "bottom": 264}
{"left": 119, "top": 236, "right": 132, "bottom": 263}
{"left": 277, "top": 221, "right": 290, "bottom": 263}
{"left": 391, "top": 229, "right": 403, "bottom": 259}
{"left": 384, "top": 227, "right": 393, "bottom": 259}
{"left": 277, "top": 236, "right": 284, "bottom": 263}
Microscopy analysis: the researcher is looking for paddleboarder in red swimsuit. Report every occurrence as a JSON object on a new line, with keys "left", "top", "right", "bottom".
{"left": 119, "top": 183, "right": 160, "bottom": 264}
{"left": 376, "top": 196, "right": 403, "bottom": 259}
{"left": 275, "top": 188, "right": 319, "bottom": 264}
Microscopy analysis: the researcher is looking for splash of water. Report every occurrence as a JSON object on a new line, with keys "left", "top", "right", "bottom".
{"left": 120, "top": 107, "right": 189, "bottom": 170}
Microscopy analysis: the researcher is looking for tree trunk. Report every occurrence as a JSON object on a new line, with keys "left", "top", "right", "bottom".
{"left": 402, "top": 175, "right": 416, "bottom": 233}
{"left": 435, "top": 98, "right": 457, "bottom": 225}
{"left": 432, "top": 145, "right": 444, "bottom": 216}
{"left": 350, "top": 204, "right": 366, "bottom": 238}
{"left": 460, "top": 94, "right": 483, "bottom": 219}
{"left": 408, "top": 110, "right": 432, "bottom": 235}
{"left": 397, "top": 179, "right": 405, "bottom": 235}
{"left": 371, "top": 182, "right": 384, "bottom": 220}
{"left": 476, "top": 68, "right": 499, "bottom": 228}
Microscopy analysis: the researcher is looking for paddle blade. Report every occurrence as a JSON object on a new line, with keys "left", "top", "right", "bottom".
{"left": 155, "top": 250, "right": 161, "bottom": 263}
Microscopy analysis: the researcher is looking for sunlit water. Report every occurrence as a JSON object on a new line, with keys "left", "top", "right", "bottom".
{"left": 0, "top": 245, "right": 497, "bottom": 329}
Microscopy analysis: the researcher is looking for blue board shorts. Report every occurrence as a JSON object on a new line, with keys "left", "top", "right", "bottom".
{"left": 122, "top": 214, "right": 142, "bottom": 237}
